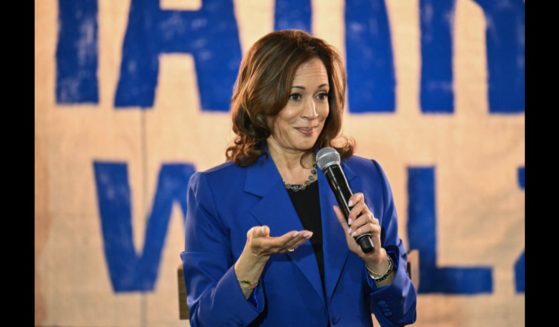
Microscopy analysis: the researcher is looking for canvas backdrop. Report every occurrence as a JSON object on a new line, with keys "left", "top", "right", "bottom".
{"left": 35, "top": 0, "right": 525, "bottom": 326}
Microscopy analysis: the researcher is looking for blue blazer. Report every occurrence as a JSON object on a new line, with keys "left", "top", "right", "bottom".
{"left": 181, "top": 153, "right": 417, "bottom": 326}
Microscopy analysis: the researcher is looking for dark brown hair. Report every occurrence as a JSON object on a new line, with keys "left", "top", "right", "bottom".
{"left": 226, "top": 30, "right": 354, "bottom": 166}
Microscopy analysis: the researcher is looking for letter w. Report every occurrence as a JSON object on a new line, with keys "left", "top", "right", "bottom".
{"left": 93, "top": 161, "right": 196, "bottom": 292}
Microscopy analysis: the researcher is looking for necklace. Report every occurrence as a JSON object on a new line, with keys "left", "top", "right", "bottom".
{"left": 284, "top": 165, "right": 317, "bottom": 192}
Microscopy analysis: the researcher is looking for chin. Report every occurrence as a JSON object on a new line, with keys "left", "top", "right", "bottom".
{"left": 296, "top": 140, "right": 318, "bottom": 151}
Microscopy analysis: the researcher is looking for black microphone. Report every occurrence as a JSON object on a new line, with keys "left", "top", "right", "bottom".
{"left": 316, "top": 147, "right": 374, "bottom": 253}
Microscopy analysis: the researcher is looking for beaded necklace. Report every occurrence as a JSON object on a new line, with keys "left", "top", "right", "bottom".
{"left": 284, "top": 165, "right": 317, "bottom": 192}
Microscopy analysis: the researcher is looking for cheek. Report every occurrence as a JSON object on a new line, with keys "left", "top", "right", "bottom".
{"left": 276, "top": 107, "right": 299, "bottom": 126}
{"left": 271, "top": 116, "right": 292, "bottom": 137}
{"left": 319, "top": 104, "right": 330, "bottom": 120}
{"left": 282, "top": 105, "right": 301, "bottom": 120}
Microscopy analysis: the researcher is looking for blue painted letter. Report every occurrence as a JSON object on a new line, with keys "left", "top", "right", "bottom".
{"left": 419, "top": 0, "right": 455, "bottom": 113}
{"left": 93, "top": 161, "right": 196, "bottom": 292}
{"left": 56, "top": 0, "right": 99, "bottom": 104}
{"left": 515, "top": 166, "right": 524, "bottom": 292}
{"left": 345, "top": 0, "right": 395, "bottom": 112}
{"left": 407, "top": 167, "right": 493, "bottom": 294}
{"left": 473, "top": 0, "right": 524, "bottom": 113}
{"left": 274, "top": 0, "right": 312, "bottom": 32}
{"left": 420, "top": 0, "right": 525, "bottom": 113}
{"left": 114, "top": 0, "right": 241, "bottom": 111}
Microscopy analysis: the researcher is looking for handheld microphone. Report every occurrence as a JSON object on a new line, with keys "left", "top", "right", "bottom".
{"left": 316, "top": 147, "right": 374, "bottom": 253}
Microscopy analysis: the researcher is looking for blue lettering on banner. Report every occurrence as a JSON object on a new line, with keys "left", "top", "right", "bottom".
{"left": 345, "top": 0, "right": 395, "bottom": 113}
{"left": 275, "top": 0, "right": 312, "bottom": 33}
{"left": 93, "top": 161, "right": 196, "bottom": 292}
{"left": 55, "top": 0, "right": 524, "bottom": 114}
{"left": 407, "top": 167, "right": 493, "bottom": 294}
{"left": 419, "top": 0, "right": 455, "bottom": 113}
{"left": 473, "top": 0, "right": 525, "bottom": 113}
{"left": 420, "top": 0, "right": 525, "bottom": 113}
{"left": 114, "top": 0, "right": 241, "bottom": 111}
{"left": 56, "top": 0, "right": 99, "bottom": 104}
{"left": 514, "top": 166, "right": 524, "bottom": 293}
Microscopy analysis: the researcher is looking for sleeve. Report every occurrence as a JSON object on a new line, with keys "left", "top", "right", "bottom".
{"left": 180, "top": 172, "right": 265, "bottom": 326}
{"left": 365, "top": 160, "right": 417, "bottom": 326}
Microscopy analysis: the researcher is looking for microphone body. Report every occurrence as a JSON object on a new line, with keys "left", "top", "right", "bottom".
{"left": 317, "top": 148, "right": 375, "bottom": 253}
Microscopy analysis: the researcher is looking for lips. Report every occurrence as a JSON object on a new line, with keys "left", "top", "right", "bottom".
{"left": 295, "top": 126, "right": 317, "bottom": 136}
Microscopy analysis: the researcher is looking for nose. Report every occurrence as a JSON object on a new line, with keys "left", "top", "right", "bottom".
{"left": 302, "top": 97, "right": 319, "bottom": 120}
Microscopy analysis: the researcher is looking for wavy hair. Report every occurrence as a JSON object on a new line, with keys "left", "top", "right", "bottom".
{"left": 226, "top": 30, "right": 354, "bottom": 166}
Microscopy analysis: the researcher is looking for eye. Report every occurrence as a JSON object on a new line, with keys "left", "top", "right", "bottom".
{"left": 289, "top": 93, "right": 302, "bottom": 102}
{"left": 316, "top": 92, "right": 329, "bottom": 101}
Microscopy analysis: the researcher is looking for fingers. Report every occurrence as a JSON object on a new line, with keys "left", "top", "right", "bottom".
{"left": 250, "top": 228, "right": 313, "bottom": 255}
{"left": 281, "top": 231, "right": 313, "bottom": 252}
{"left": 334, "top": 197, "right": 377, "bottom": 237}
{"left": 348, "top": 216, "right": 380, "bottom": 238}
{"left": 334, "top": 194, "right": 384, "bottom": 257}
{"left": 347, "top": 193, "right": 366, "bottom": 225}
{"left": 273, "top": 230, "right": 313, "bottom": 253}
{"left": 347, "top": 193, "right": 364, "bottom": 208}
{"left": 247, "top": 225, "right": 270, "bottom": 239}
{"left": 346, "top": 193, "right": 374, "bottom": 231}
{"left": 349, "top": 206, "right": 379, "bottom": 238}
{"left": 334, "top": 204, "right": 377, "bottom": 239}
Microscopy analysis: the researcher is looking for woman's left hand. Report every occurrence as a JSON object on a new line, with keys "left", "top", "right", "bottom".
{"left": 333, "top": 193, "right": 391, "bottom": 272}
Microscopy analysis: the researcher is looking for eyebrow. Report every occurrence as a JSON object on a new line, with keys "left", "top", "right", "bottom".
{"left": 291, "top": 83, "right": 329, "bottom": 90}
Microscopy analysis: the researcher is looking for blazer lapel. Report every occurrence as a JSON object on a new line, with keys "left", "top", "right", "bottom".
{"left": 319, "top": 161, "right": 360, "bottom": 300}
{"left": 245, "top": 154, "right": 325, "bottom": 304}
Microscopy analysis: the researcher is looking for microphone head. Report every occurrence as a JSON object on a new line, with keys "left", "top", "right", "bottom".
{"left": 316, "top": 147, "right": 341, "bottom": 171}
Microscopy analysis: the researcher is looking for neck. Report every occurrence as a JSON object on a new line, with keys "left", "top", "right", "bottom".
{"left": 266, "top": 139, "right": 314, "bottom": 168}
{"left": 266, "top": 139, "right": 314, "bottom": 184}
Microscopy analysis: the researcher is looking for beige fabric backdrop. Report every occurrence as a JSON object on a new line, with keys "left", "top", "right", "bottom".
{"left": 35, "top": 0, "right": 524, "bottom": 326}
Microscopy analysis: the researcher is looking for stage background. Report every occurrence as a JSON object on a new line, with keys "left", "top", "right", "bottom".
{"left": 35, "top": 0, "right": 524, "bottom": 326}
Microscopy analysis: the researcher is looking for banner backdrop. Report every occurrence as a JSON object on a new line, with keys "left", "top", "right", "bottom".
{"left": 35, "top": 0, "right": 525, "bottom": 326}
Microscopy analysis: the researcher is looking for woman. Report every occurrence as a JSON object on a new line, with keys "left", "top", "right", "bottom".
{"left": 181, "top": 30, "right": 417, "bottom": 326}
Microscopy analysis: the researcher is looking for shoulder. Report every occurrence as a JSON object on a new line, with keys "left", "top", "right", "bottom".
{"left": 204, "top": 160, "right": 245, "bottom": 177}
{"left": 342, "top": 155, "right": 392, "bottom": 191}
{"left": 343, "top": 155, "right": 385, "bottom": 176}
{"left": 343, "top": 156, "right": 396, "bottom": 213}
{"left": 188, "top": 161, "right": 246, "bottom": 190}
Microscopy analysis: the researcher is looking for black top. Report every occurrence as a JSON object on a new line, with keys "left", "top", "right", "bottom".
{"left": 286, "top": 181, "right": 325, "bottom": 292}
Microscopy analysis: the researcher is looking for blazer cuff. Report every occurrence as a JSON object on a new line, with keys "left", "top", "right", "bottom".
{"left": 365, "top": 244, "right": 417, "bottom": 324}
{"left": 223, "top": 265, "right": 265, "bottom": 322}
{"left": 366, "top": 244, "right": 407, "bottom": 294}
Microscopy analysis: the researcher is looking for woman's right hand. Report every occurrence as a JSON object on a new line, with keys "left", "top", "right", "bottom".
{"left": 235, "top": 226, "right": 313, "bottom": 298}
{"left": 245, "top": 225, "right": 313, "bottom": 259}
